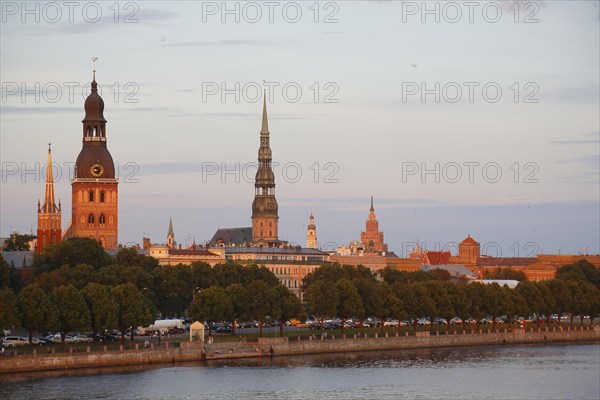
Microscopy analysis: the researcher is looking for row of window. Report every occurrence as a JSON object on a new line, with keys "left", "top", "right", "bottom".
{"left": 80, "top": 213, "right": 113, "bottom": 226}
{"left": 79, "top": 190, "right": 116, "bottom": 203}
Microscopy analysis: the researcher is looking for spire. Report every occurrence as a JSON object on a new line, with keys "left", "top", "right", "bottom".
{"left": 168, "top": 217, "right": 174, "bottom": 237}
{"left": 91, "top": 56, "right": 98, "bottom": 91}
{"left": 261, "top": 90, "right": 269, "bottom": 135}
{"left": 43, "top": 143, "right": 57, "bottom": 213}
{"left": 370, "top": 196, "right": 374, "bottom": 212}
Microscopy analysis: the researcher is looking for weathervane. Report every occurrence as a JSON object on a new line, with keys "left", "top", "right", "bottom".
{"left": 92, "top": 56, "right": 98, "bottom": 80}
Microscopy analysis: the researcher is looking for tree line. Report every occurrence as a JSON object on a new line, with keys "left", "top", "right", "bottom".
{"left": 0, "top": 238, "right": 304, "bottom": 341}
{"left": 302, "top": 262, "right": 600, "bottom": 334}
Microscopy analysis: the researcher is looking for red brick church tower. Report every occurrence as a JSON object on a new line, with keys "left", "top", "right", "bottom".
{"left": 66, "top": 68, "right": 118, "bottom": 249}
{"left": 36, "top": 144, "right": 62, "bottom": 253}
{"left": 360, "top": 197, "right": 388, "bottom": 254}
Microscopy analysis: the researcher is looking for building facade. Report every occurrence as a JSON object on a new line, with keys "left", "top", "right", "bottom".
{"left": 66, "top": 70, "right": 118, "bottom": 249}
{"left": 36, "top": 145, "right": 62, "bottom": 253}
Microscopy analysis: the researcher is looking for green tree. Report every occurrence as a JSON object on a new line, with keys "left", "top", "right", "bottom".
{"left": 556, "top": 260, "right": 600, "bottom": 290}
{"left": 465, "top": 282, "right": 487, "bottom": 330}
{"left": 549, "top": 279, "right": 573, "bottom": 326}
{"left": 3, "top": 233, "right": 34, "bottom": 251}
{"left": 115, "top": 247, "right": 159, "bottom": 272}
{"left": 396, "top": 282, "right": 436, "bottom": 331}
{"left": 153, "top": 265, "right": 194, "bottom": 316}
{"left": 305, "top": 280, "right": 339, "bottom": 332}
{"left": 536, "top": 281, "right": 557, "bottom": 325}
{"left": 191, "top": 262, "right": 217, "bottom": 290}
{"left": 18, "top": 283, "right": 58, "bottom": 341}
{"left": 225, "top": 283, "right": 248, "bottom": 334}
{"left": 424, "top": 281, "right": 454, "bottom": 331}
{"left": 0, "top": 287, "right": 20, "bottom": 332}
{"left": 82, "top": 283, "right": 118, "bottom": 338}
{"left": 51, "top": 284, "right": 91, "bottom": 343}
{"left": 447, "top": 283, "right": 470, "bottom": 331}
{"left": 516, "top": 281, "right": 542, "bottom": 327}
{"left": 189, "top": 285, "right": 233, "bottom": 336}
{"left": 213, "top": 263, "right": 243, "bottom": 288}
{"left": 336, "top": 279, "right": 364, "bottom": 334}
{"left": 271, "top": 284, "right": 306, "bottom": 336}
{"left": 33, "top": 237, "right": 112, "bottom": 275}
{"left": 484, "top": 267, "right": 526, "bottom": 281}
{"left": 112, "top": 283, "right": 155, "bottom": 342}
{"left": 245, "top": 280, "right": 273, "bottom": 337}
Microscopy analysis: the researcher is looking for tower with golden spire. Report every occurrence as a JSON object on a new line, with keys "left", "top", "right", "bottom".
{"left": 251, "top": 92, "right": 279, "bottom": 243}
{"left": 306, "top": 212, "right": 317, "bottom": 249}
{"left": 36, "top": 144, "right": 62, "bottom": 253}
{"left": 66, "top": 60, "right": 119, "bottom": 249}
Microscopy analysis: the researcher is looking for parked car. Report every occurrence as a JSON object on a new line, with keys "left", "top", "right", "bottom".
{"left": 384, "top": 319, "right": 399, "bottom": 327}
{"left": 29, "top": 337, "right": 48, "bottom": 346}
{"left": 74, "top": 335, "right": 93, "bottom": 343}
{"left": 34, "top": 336, "right": 53, "bottom": 345}
{"left": 2, "top": 336, "right": 29, "bottom": 348}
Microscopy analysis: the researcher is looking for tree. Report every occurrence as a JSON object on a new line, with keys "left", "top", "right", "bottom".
{"left": 484, "top": 267, "right": 526, "bottom": 281}
{"left": 396, "top": 282, "right": 435, "bottom": 331}
{"left": 516, "top": 281, "right": 542, "bottom": 327}
{"left": 556, "top": 260, "right": 600, "bottom": 290}
{"left": 305, "top": 280, "right": 339, "bottom": 332}
{"left": 33, "top": 237, "right": 112, "bottom": 275}
{"left": 115, "top": 247, "right": 159, "bottom": 272}
{"left": 3, "top": 232, "right": 34, "bottom": 251}
{"left": 245, "top": 280, "right": 273, "bottom": 337}
{"left": 153, "top": 265, "right": 194, "bottom": 317}
{"left": 424, "top": 281, "right": 454, "bottom": 331}
{"left": 51, "top": 284, "right": 91, "bottom": 343}
{"left": 0, "top": 287, "right": 19, "bottom": 332}
{"left": 536, "top": 281, "right": 556, "bottom": 325}
{"left": 213, "top": 263, "right": 243, "bottom": 288}
{"left": 447, "top": 283, "right": 470, "bottom": 332}
{"left": 112, "top": 283, "right": 155, "bottom": 342}
{"left": 271, "top": 284, "right": 306, "bottom": 336}
{"left": 188, "top": 285, "right": 233, "bottom": 336}
{"left": 465, "top": 282, "right": 487, "bottom": 330}
{"left": 550, "top": 279, "right": 573, "bottom": 326}
{"left": 353, "top": 277, "right": 381, "bottom": 332}
{"left": 18, "top": 283, "right": 58, "bottom": 341}
{"left": 225, "top": 283, "right": 248, "bottom": 335}
{"left": 336, "top": 279, "right": 364, "bottom": 334}
{"left": 82, "top": 283, "right": 118, "bottom": 338}
{"left": 191, "top": 262, "right": 217, "bottom": 290}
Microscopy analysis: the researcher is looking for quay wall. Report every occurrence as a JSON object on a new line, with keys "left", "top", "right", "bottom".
{"left": 1, "top": 327, "right": 598, "bottom": 374}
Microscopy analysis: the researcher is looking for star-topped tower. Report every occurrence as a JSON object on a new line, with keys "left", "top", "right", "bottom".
{"left": 306, "top": 212, "right": 317, "bottom": 249}
{"left": 66, "top": 61, "right": 119, "bottom": 249}
{"left": 36, "top": 144, "right": 62, "bottom": 253}
{"left": 360, "top": 196, "right": 388, "bottom": 254}
{"left": 251, "top": 92, "right": 279, "bottom": 244}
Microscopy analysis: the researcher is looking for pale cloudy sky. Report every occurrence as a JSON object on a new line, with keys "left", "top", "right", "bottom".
{"left": 1, "top": 1, "right": 598, "bottom": 256}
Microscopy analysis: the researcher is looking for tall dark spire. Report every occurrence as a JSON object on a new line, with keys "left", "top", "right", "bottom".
{"left": 252, "top": 91, "right": 279, "bottom": 243}
{"left": 370, "top": 196, "right": 374, "bottom": 212}
{"left": 42, "top": 144, "right": 58, "bottom": 214}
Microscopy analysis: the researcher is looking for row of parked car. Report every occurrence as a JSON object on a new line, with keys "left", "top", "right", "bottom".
{"left": 1, "top": 331, "right": 125, "bottom": 348}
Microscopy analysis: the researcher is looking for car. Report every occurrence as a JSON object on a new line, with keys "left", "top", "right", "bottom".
{"left": 74, "top": 335, "right": 93, "bottom": 343}
{"left": 214, "top": 325, "right": 233, "bottom": 334}
{"left": 384, "top": 319, "right": 399, "bottom": 327}
{"left": 34, "top": 336, "right": 53, "bottom": 345}
{"left": 2, "top": 336, "right": 30, "bottom": 348}
{"left": 29, "top": 337, "right": 48, "bottom": 346}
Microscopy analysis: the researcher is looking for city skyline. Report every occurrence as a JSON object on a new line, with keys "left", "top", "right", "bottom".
{"left": 1, "top": 1, "right": 599, "bottom": 255}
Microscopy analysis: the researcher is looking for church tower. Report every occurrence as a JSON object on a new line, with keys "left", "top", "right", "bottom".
{"left": 36, "top": 144, "right": 62, "bottom": 253}
{"left": 167, "top": 217, "right": 176, "bottom": 249}
{"left": 69, "top": 68, "right": 118, "bottom": 249}
{"left": 251, "top": 93, "right": 279, "bottom": 243}
{"left": 306, "top": 212, "right": 317, "bottom": 249}
{"left": 360, "top": 196, "right": 388, "bottom": 254}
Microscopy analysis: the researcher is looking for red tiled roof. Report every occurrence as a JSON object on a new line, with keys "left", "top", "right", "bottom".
{"left": 461, "top": 235, "right": 479, "bottom": 245}
{"left": 168, "top": 249, "right": 218, "bottom": 256}
{"left": 477, "top": 257, "right": 537, "bottom": 267}
{"left": 427, "top": 251, "right": 451, "bottom": 265}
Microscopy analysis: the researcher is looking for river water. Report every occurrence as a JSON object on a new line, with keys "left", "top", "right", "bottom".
{"left": 1, "top": 344, "right": 598, "bottom": 400}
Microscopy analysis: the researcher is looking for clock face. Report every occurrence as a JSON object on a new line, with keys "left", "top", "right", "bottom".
{"left": 90, "top": 163, "right": 104, "bottom": 177}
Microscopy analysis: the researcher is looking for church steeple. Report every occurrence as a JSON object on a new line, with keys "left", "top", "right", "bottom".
{"left": 36, "top": 144, "right": 62, "bottom": 254}
{"left": 167, "top": 217, "right": 176, "bottom": 249}
{"left": 361, "top": 197, "right": 389, "bottom": 254}
{"left": 251, "top": 91, "right": 279, "bottom": 243}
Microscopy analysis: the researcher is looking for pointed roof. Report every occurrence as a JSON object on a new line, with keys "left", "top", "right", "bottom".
{"left": 461, "top": 235, "right": 479, "bottom": 245}
{"left": 370, "top": 196, "right": 374, "bottom": 212}
{"left": 167, "top": 217, "right": 175, "bottom": 238}
{"left": 261, "top": 90, "right": 269, "bottom": 135}
{"left": 41, "top": 144, "right": 58, "bottom": 214}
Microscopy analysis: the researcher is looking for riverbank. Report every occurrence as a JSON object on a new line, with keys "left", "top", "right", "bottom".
{"left": 1, "top": 326, "right": 598, "bottom": 374}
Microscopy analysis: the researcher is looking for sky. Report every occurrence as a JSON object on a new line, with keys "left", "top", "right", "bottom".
{"left": 1, "top": 0, "right": 599, "bottom": 256}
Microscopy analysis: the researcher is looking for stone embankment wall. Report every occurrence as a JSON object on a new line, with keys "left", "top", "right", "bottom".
{"left": 1, "top": 326, "right": 598, "bottom": 374}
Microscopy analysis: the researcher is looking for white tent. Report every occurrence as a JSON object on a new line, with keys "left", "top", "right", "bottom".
{"left": 189, "top": 321, "right": 205, "bottom": 342}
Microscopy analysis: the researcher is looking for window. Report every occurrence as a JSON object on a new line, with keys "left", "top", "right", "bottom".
{"left": 89, "top": 191, "right": 94, "bottom": 202}
{"left": 99, "top": 214, "right": 106, "bottom": 224}
{"left": 87, "top": 214, "right": 95, "bottom": 225}
{"left": 100, "top": 192, "right": 105, "bottom": 202}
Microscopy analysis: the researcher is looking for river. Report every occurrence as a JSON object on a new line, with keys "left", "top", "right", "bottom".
{"left": 1, "top": 344, "right": 598, "bottom": 400}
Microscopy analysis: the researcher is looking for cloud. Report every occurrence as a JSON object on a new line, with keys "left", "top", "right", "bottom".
{"left": 549, "top": 131, "right": 600, "bottom": 145}
{"left": 0, "top": 105, "right": 80, "bottom": 114}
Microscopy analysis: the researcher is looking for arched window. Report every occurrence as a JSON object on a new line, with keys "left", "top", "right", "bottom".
{"left": 80, "top": 215, "right": 85, "bottom": 224}
{"left": 88, "top": 213, "right": 95, "bottom": 225}
{"left": 109, "top": 215, "right": 114, "bottom": 225}
{"left": 99, "top": 214, "right": 106, "bottom": 225}
{"left": 89, "top": 191, "right": 94, "bottom": 202}
{"left": 100, "top": 192, "right": 105, "bottom": 203}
